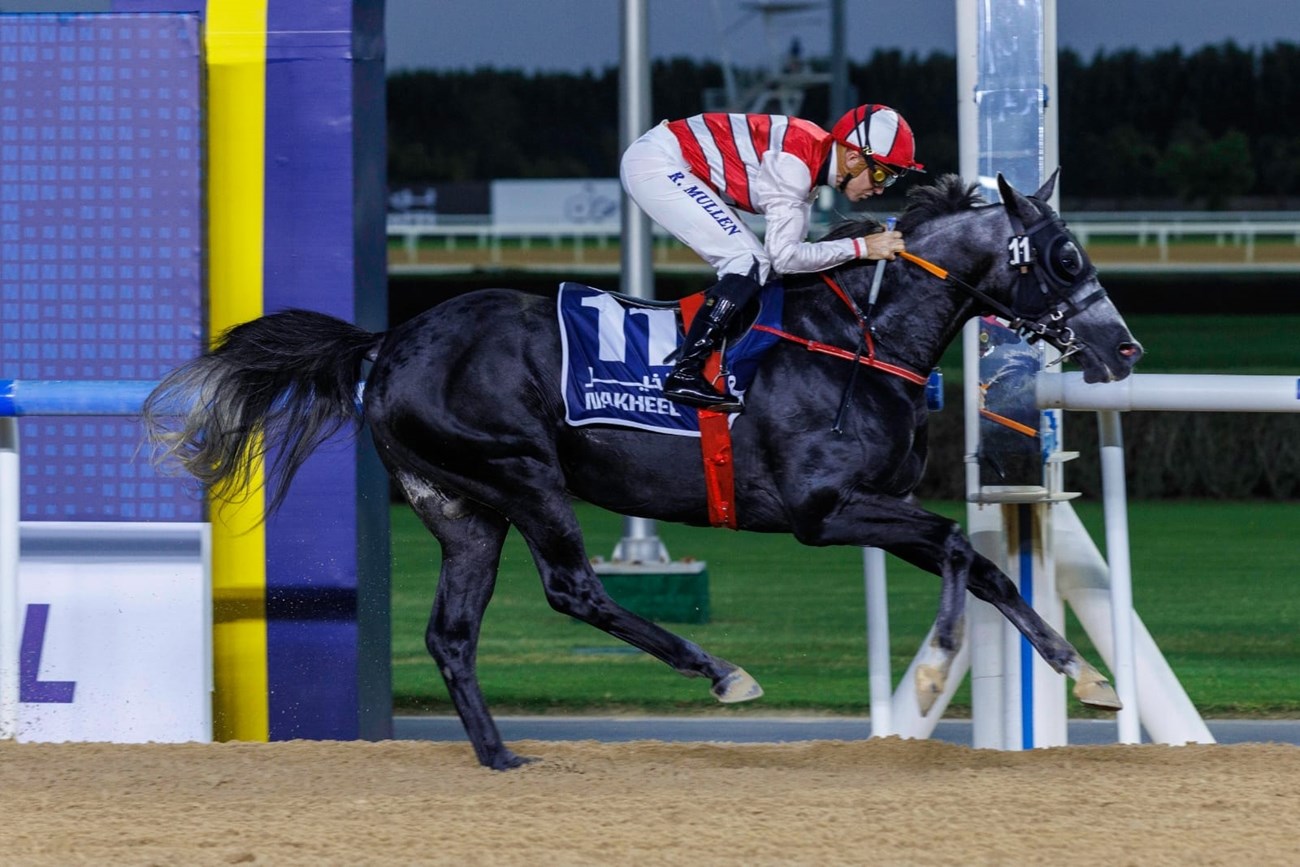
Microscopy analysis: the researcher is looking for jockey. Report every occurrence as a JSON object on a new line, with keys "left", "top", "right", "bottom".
{"left": 620, "top": 104, "right": 924, "bottom": 412}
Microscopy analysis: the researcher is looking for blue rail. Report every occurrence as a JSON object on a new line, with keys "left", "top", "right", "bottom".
{"left": 0, "top": 380, "right": 161, "bottom": 417}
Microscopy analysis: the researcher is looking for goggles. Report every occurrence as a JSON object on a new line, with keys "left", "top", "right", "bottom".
{"left": 839, "top": 150, "right": 904, "bottom": 192}
{"left": 866, "top": 157, "right": 901, "bottom": 188}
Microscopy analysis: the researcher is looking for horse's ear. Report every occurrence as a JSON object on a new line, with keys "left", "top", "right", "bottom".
{"left": 1033, "top": 168, "right": 1060, "bottom": 202}
{"left": 996, "top": 172, "right": 1037, "bottom": 224}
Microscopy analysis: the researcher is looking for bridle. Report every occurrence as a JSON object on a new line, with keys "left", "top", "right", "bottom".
{"left": 1003, "top": 206, "right": 1108, "bottom": 353}
{"left": 900, "top": 201, "right": 1107, "bottom": 362}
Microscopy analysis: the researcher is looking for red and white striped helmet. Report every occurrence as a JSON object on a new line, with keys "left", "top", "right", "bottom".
{"left": 830, "top": 104, "right": 924, "bottom": 171}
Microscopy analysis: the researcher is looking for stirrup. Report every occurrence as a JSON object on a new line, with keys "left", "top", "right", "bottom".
{"left": 664, "top": 377, "right": 743, "bottom": 413}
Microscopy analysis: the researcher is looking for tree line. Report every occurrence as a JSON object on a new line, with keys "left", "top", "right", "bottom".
{"left": 387, "top": 41, "right": 1300, "bottom": 209}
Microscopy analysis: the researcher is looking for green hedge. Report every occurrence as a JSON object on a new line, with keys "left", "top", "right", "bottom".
{"left": 916, "top": 409, "right": 1300, "bottom": 500}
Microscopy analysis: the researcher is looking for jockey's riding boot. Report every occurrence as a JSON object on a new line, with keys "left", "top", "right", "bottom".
{"left": 664, "top": 271, "right": 761, "bottom": 412}
{"left": 663, "top": 303, "right": 741, "bottom": 411}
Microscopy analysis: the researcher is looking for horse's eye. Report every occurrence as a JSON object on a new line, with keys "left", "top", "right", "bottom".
{"left": 1056, "top": 240, "right": 1083, "bottom": 276}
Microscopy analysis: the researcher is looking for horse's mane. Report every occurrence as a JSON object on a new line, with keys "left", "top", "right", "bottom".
{"left": 896, "top": 174, "right": 986, "bottom": 233}
{"left": 820, "top": 174, "right": 986, "bottom": 242}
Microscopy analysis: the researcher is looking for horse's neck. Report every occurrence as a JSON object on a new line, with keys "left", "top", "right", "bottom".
{"left": 782, "top": 267, "right": 972, "bottom": 377}
{"left": 870, "top": 263, "right": 976, "bottom": 373}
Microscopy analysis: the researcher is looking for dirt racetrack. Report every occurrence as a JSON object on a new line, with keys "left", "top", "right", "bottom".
{"left": 2, "top": 737, "right": 1297, "bottom": 865}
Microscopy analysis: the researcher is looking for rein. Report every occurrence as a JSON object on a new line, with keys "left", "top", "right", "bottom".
{"left": 898, "top": 249, "right": 1031, "bottom": 326}
{"left": 752, "top": 272, "right": 927, "bottom": 386}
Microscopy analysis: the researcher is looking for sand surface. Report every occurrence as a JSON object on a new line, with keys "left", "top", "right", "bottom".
{"left": 2, "top": 737, "right": 1297, "bottom": 865}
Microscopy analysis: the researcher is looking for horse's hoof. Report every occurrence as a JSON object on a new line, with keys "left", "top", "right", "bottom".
{"left": 1074, "top": 678, "right": 1122, "bottom": 711}
{"left": 712, "top": 667, "right": 763, "bottom": 703}
{"left": 915, "top": 664, "right": 945, "bottom": 715}
{"left": 1073, "top": 664, "right": 1123, "bottom": 711}
{"left": 487, "top": 750, "right": 535, "bottom": 771}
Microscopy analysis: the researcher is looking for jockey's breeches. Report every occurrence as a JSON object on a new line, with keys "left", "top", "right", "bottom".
{"left": 620, "top": 122, "right": 771, "bottom": 284}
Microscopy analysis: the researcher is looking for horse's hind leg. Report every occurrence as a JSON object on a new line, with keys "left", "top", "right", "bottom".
{"left": 398, "top": 475, "right": 526, "bottom": 770}
{"left": 515, "top": 494, "right": 761, "bottom": 704}
{"left": 802, "top": 499, "right": 973, "bottom": 713}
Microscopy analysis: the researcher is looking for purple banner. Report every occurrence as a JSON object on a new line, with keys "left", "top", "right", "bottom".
{"left": 0, "top": 13, "right": 204, "bottom": 520}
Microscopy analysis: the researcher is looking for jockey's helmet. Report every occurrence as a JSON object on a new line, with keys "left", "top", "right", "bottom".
{"left": 830, "top": 104, "right": 924, "bottom": 173}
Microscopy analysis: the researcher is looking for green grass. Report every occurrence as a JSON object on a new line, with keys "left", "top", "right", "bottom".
{"left": 1073, "top": 501, "right": 1300, "bottom": 715}
{"left": 391, "top": 499, "right": 1300, "bottom": 717}
{"left": 1122, "top": 314, "right": 1300, "bottom": 374}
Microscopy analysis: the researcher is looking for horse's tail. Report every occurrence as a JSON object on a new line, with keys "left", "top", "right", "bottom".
{"left": 142, "top": 308, "right": 384, "bottom": 513}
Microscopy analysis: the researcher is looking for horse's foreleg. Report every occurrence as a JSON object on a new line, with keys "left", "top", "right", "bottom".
{"left": 824, "top": 509, "right": 972, "bottom": 714}
{"left": 911, "top": 528, "right": 973, "bottom": 713}
{"left": 402, "top": 482, "right": 527, "bottom": 770}
{"left": 967, "top": 555, "right": 1121, "bottom": 710}
{"left": 515, "top": 502, "right": 762, "bottom": 704}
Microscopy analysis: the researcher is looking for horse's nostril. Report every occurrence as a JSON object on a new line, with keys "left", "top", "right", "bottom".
{"left": 1118, "top": 342, "right": 1143, "bottom": 360}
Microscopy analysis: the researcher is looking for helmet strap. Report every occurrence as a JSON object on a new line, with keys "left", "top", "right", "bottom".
{"left": 836, "top": 145, "right": 870, "bottom": 192}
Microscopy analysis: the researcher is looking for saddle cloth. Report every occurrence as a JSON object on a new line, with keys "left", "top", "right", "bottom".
{"left": 558, "top": 281, "right": 784, "bottom": 436}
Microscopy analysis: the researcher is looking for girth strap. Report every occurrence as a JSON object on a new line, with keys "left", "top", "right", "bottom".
{"left": 696, "top": 409, "right": 737, "bottom": 529}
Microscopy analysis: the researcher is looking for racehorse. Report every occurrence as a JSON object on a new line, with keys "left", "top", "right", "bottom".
{"left": 144, "top": 172, "right": 1143, "bottom": 769}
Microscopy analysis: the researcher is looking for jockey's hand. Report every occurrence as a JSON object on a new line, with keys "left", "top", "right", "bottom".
{"left": 862, "top": 230, "right": 905, "bottom": 261}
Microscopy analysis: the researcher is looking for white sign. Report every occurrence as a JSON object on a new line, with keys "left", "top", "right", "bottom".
{"left": 491, "top": 178, "right": 622, "bottom": 226}
{"left": 16, "top": 522, "right": 211, "bottom": 743}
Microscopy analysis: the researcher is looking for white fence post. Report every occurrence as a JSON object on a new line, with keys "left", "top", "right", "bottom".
{"left": 1, "top": 417, "right": 19, "bottom": 739}
{"left": 1098, "top": 410, "right": 1141, "bottom": 743}
{"left": 863, "top": 547, "right": 893, "bottom": 737}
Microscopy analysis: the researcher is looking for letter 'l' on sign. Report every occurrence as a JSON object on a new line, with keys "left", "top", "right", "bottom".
{"left": 20, "top": 604, "right": 76, "bottom": 703}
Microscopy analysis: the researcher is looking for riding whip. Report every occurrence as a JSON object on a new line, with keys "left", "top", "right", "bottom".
{"left": 867, "top": 216, "right": 897, "bottom": 311}
{"left": 835, "top": 217, "right": 895, "bottom": 433}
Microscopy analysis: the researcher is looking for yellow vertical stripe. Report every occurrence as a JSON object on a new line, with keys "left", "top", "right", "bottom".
{"left": 205, "top": 0, "right": 270, "bottom": 742}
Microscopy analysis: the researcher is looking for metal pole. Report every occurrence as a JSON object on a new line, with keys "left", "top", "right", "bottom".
{"left": 955, "top": 0, "right": 980, "bottom": 185}
{"left": 1039, "top": 373, "right": 1300, "bottom": 413}
{"left": 614, "top": 0, "right": 670, "bottom": 564}
{"left": 620, "top": 0, "right": 653, "bottom": 303}
{"left": 959, "top": 0, "right": 1069, "bottom": 750}
{"left": 1, "top": 418, "right": 20, "bottom": 739}
{"left": 863, "top": 547, "right": 893, "bottom": 736}
{"left": 1043, "top": 0, "right": 1060, "bottom": 192}
{"left": 957, "top": 0, "right": 1008, "bottom": 749}
{"left": 828, "top": 0, "right": 849, "bottom": 119}
{"left": 956, "top": 0, "right": 983, "bottom": 503}
{"left": 1098, "top": 410, "right": 1141, "bottom": 743}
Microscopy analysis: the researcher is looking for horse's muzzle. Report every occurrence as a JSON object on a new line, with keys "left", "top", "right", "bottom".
{"left": 1083, "top": 338, "right": 1144, "bottom": 383}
